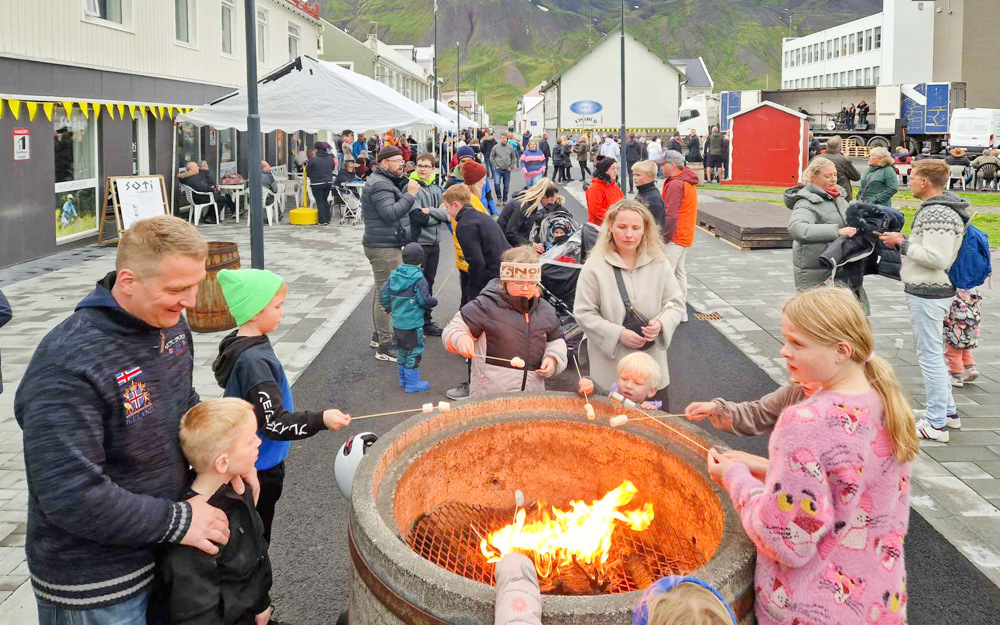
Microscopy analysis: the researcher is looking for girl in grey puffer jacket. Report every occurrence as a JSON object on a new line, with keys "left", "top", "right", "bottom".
{"left": 443, "top": 247, "right": 567, "bottom": 397}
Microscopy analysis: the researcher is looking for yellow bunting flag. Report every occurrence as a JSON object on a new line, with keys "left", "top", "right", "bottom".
{"left": 0, "top": 100, "right": 4, "bottom": 121}
{"left": 26, "top": 101, "right": 38, "bottom": 121}
{"left": 8, "top": 100, "right": 21, "bottom": 119}
{"left": 63, "top": 101, "right": 74, "bottom": 118}
{"left": 159, "top": 106, "right": 167, "bottom": 119}
{"left": 167, "top": 106, "right": 174, "bottom": 119}
{"left": 42, "top": 102, "right": 55, "bottom": 121}
{"left": 93, "top": 103, "right": 101, "bottom": 120}
{"left": 117, "top": 104, "right": 126, "bottom": 119}
{"left": 79, "top": 103, "right": 90, "bottom": 119}
{"left": 149, "top": 106, "right": 159, "bottom": 120}
{"left": 105, "top": 104, "right": 115, "bottom": 119}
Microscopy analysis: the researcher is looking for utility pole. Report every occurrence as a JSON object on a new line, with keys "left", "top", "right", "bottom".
{"left": 619, "top": 0, "right": 627, "bottom": 192}
{"left": 244, "top": 0, "right": 264, "bottom": 268}
{"left": 433, "top": 0, "right": 439, "bottom": 164}
{"left": 456, "top": 42, "right": 461, "bottom": 139}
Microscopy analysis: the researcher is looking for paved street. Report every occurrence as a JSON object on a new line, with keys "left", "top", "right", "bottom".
{"left": 0, "top": 173, "right": 999, "bottom": 621}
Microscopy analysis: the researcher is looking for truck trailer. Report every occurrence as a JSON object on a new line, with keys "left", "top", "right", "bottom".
{"left": 679, "top": 83, "right": 967, "bottom": 154}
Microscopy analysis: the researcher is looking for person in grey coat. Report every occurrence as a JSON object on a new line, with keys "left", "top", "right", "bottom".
{"left": 490, "top": 134, "right": 518, "bottom": 203}
{"left": 0, "top": 289, "right": 10, "bottom": 394}
{"left": 409, "top": 152, "right": 449, "bottom": 335}
{"left": 786, "top": 157, "right": 867, "bottom": 310}
{"left": 822, "top": 136, "right": 861, "bottom": 200}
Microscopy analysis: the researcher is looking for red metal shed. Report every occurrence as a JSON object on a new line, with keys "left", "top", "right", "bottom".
{"left": 727, "top": 101, "right": 809, "bottom": 187}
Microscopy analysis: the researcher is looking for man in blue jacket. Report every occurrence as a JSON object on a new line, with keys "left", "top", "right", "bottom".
{"left": 15, "top": 216, "right": 243, "bottom": 623}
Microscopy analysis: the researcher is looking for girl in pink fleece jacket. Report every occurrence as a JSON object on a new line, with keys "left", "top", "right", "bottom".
{"left": 708, "top": 287, "right": 918, "bottom": 625}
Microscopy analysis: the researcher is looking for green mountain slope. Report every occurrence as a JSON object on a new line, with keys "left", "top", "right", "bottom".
{"left": 320, "top": 0, "right": 880, "bottom": 122}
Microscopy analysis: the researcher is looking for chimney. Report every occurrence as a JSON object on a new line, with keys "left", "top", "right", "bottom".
{"left": 367, "top": 34, "right": 377, "bottom": 45}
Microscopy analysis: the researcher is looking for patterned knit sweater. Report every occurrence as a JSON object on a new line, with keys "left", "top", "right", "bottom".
{"left": 899, "top": 192, "right": 969, "bottom": 299}
{"left": 723, "top": 389, "right": 911, "bottom": 625}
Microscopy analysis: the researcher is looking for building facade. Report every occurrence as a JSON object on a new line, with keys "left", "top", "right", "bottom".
{"left": 541, "top": 28, "right": 682, "bottom": 136}
{"left": 933, "top": 0, "right": 999, "bottom": 108}
{"left": 670, "top": 57, "right": 714, "bottom": 100}
{"left": 780, "top": 0, "right": 934, "bottom": 90}
{"left": 516, "top": 84, "right": 544, "bottom": 135}
{"left": 0, "top": 0, "right": 322, "bottom": 268}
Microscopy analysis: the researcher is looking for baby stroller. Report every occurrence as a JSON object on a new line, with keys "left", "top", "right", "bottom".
{"left": 334, "top": 185, "right": 362, "bottom": 225}
{"left": 537, "top": 212, "right": 599, "bottom": 361}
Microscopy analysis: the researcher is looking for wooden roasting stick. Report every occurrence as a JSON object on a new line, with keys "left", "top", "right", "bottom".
{"left": 478, "top": 354, "right": 526, "bottom": 368}
{"left": 352, "top": 401, "right": 452, "bottom": 421}
{"left": 572, "top": 355, "right": 596, "bottom": 420}
{"left": 607, "top": 395, "right": 712, "bottom": 455}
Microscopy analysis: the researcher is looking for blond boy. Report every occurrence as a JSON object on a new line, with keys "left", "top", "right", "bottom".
{"left": 579, "top": 352, "right": 663, "bottom": 410}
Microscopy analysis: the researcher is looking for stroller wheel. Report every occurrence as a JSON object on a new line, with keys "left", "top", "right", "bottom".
{"left": 339, "top": 218, "right": 347, "bottom": 225}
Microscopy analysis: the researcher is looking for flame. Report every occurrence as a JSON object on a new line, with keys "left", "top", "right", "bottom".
{"left": 480, "top": 481, "right": 654, "bottom": 580}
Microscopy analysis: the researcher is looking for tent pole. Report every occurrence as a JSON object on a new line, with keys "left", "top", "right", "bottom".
{"left": 244, "top": 0, "right": 265, "bottom": 269}
{"left": 170, "top": 121, "right": 177, "bottom": 216}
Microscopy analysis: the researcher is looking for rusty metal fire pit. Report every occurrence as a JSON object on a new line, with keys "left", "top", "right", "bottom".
{"left": 347, "top": 393, "right": 756, "bottom": 624}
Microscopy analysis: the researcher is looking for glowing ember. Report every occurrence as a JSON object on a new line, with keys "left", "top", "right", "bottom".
{"left": 479, "top": 481, "right": 654, "bottom": 582}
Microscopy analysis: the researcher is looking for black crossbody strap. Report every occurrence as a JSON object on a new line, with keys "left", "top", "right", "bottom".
{"left": 613, "top": 266, "right": 633, "bottom": 309}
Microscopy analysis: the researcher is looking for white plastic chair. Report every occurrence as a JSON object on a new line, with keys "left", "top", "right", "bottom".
{"left": 896, "top": 163, "right": 911, "bottom": 186}
{"left": 948, "top": 165, "right": 968, "bottom": 190}
{"left": 245, "top": 187, "right": 277, "bottom": 226}
{"left": 180, "top": 184, "right": 220, "bottom": 226}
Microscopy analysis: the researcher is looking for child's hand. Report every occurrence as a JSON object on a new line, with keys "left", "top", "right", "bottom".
{"left": 641, "top": 400, "right": 657, "bottom": 410}
{"left": 723, "top": 450, "right": 769, "bottom": 480}
{"left": 578, "top": 378, "right": 595, "bottom": 395}
{"left": 455, "top": 335, "right": 475, "bottom": 358}
{"left": 536, "top": 356, "right": 558, "bottom": 378}
{"left": 323, "top": 409, "right": 351, "bottom": 430}
{"left": 707, "top": 448, "right": 734, "bottom": 487}
{"left": 255, "top": 606, "right": 273, "bottom": 625}
{"left": 685, "top": 401, "right": 719, "bottom": 421}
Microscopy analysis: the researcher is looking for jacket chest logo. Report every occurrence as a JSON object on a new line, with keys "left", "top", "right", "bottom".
{"left": 121, "top": 378, "right": 154, "bottom": 425}
{"left": 163, "top": 333, "right": 188, "bottom": 356}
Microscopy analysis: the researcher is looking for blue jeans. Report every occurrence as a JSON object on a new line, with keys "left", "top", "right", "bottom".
{"left": 493, "top": 168, "right": 511, "bottom": 202}
{"left": 37, "top": 589, "right": 149, "bottom": 625}
{"left": 526, "top": 174, "right": 544, "bottom": 187}
{"left": 906, "top": 293, "right": 956, "bottom": 428}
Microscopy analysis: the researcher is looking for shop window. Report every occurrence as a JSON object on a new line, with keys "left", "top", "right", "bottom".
{"left": 176, "top": 122, "right": 202, "bottom": 171}
{"left": 221, "top": 0, "right": 235, "bottom": 56}
{"left": 219, "top": 128, "right": 237, "bottom": 175}
{"left": 53, "top": 111, "right": 99, "bottom": 243}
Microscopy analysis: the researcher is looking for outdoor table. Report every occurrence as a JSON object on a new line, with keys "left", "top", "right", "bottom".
{"left": 218, "top": 184, "right": 246, "bottom": 222}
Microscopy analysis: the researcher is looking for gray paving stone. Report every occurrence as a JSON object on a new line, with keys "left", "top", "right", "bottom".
{"left": 925, "top": 445, "right": 1000, "bottom": 463}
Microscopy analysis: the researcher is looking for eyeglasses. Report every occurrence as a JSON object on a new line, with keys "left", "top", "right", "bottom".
{"left": 416, "top": 163, "right": 433, "bottom": 168}
{"left": 385, "top": 157, "right": 405, "bottom": 163}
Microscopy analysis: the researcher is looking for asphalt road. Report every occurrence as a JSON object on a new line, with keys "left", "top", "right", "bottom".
{"left": 267, "top": 172, "right": 1000, "bottom": 623}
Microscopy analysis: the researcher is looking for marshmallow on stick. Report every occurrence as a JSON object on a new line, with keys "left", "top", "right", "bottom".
{"left": 437, "top": 401, "right": 451, "bottom": 412}
{"left": 609, "top": 415, "right": 629, "bottom": 427}
{"left": 584, "top": 404, "right": 596, "bottom": 421}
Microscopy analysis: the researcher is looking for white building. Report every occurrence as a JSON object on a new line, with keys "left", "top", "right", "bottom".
{"left": 669, "top": 57, "right": 714, "bottom": 100}
{"left": 389, "top": 44, "right": 436, "bottom": 75}
{"left": 363, "top": 36, "right": 433, "bottom": 103}
{"left": 0, "top": 0, "right": 323, "bottom": 268}
{"left": 516, "top": 83, "right": 545, "bottom": 135}
{"left": 541, "top": 27, "right": 682, "bottom": 136}
{"left": 780, "top": 0, "right": 934, "bottom": 90}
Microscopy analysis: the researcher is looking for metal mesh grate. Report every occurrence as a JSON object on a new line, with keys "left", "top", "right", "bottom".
{"left": 404, "top": 502, "right": 708, "bottom": 595}
{"left": 693, "top": 312, "right": 723, "bottom": 321}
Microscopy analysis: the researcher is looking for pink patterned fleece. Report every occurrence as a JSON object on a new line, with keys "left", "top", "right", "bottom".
{"left": 723, "top": 389, "right": 911, "bottom": 625}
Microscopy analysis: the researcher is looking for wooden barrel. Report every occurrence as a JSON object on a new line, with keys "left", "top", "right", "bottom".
{"left": 186, "top": 241, "right": 241, "bottom": 333}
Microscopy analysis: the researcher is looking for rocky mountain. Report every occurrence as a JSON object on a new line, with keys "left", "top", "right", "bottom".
{"left": 319, "top": 0, "right": 881, "bottom": 122}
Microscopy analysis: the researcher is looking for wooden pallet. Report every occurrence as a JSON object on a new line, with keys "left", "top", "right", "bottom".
{"left": 698, "top": 201, "right": 792, "bottom": 251}
{"left": 842, "top": 139, "right": 870, "bottom": 159}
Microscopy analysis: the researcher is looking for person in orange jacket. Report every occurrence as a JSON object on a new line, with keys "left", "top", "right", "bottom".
{"left": 585, "top": 156, "right": 624, "bottom": 226}
{"left": 655, "top": 150, "right": 699, "bottom": 322}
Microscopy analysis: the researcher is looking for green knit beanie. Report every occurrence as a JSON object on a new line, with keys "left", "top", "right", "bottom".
{"left": 217, "top": 269, "right": 284, "bottom": 326}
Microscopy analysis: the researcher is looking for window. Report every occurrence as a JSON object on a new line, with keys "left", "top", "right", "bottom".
{"left": 840, "top": 71, "right": 846, "bottom": 85}
{"left": 866, "top": 29, "right": 873, "bottom": 51}
{"left": 828, "top": 39, "right": 833, "bottom": 59}
{"left": 807, "top": 46, "right": 812, "bottom": 64}
{"left": 221, "top": 0, "right": 235, "bottom": 55}
{"left": 857, "top": 30, "right": 864, "bottom": 53}
{"left": 875, "top": 27, "right": 882, "bottom": 49}
{"left": 864, "top": 67, "right": 871, "bottom": 85}
{"left": 873, "top": 66, "right": 880, "bottom": 85}
{"left": 256, "top": 9, "right": 269, "bottom": 64}
{"left": 814, "top": 43, "right": 819, "bottom": 62}
{"left": 288, "top": 23, "right": 300, "bottom": 61}
{"left": 820, "top": 42, "right": 824, "bottom": 60}
{"left": 176, "top": 122, "right": 202, "bottom": 171}
{"left": 795, "top": 48, "right": 800, "bottom": 66}
{"left": 219, "top": 128, "right": 237, "bottom": 176}
{"left": 850, "top": 34, "right": 856, "bottom": 55}
{"left": 85, "top": 0, "right": 122, "bottom": 23}
{"left": 175, "top": 0, "right": 195, "bottom": 44}
{"left": 679, "top": 109, "right": 700, "bottom": 122}
{"left": 842, "top": 37, "right": 847, "bottom": 56}
{"left": 53, "top": 111, "right": 99, "bottom": 243}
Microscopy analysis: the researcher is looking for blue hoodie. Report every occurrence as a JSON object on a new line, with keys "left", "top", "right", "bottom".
{"left": 14, "top": 272, "right": 195, "bottom": 609}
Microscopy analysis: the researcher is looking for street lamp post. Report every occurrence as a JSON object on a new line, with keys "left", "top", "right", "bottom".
{"left": 433, "top": 1, "right": 439, "bottom": 164}
{"left": 244, "top": 0, "right": 265, "bottom": 269}
{"left": 619, "top": 0, "right": 627, "bottom": 192}
{"left": 456, "top": 42, "right": 461, "bottom": 140}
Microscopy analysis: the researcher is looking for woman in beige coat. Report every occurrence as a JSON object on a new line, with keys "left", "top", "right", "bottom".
{"left": 574, "top": 199, "right": 685, "bottom": 393}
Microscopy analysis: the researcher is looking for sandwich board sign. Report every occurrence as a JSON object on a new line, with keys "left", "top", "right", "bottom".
{"left": 97, "top": 175, "right": 170, "bottom": 245}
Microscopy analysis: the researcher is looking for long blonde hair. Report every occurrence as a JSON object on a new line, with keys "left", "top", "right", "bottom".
{"left": 519, "top": 178, "right": 559, "bottom": 216}
{"left": 783, "top": 287, "right": 918, "bottom": 463}
{"left": 590, "top": 199, "right": 666, "bottom": 263}
{"left": 644, "top": 583, "right": 733, "bottom": 625}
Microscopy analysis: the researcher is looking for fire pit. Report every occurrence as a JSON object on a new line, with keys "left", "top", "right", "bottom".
{"left": 347, "top": 393, "right": 756, "bottom": 624}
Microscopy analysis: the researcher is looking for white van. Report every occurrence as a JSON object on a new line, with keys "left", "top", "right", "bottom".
{"left": 677, "top": 94, "right": 720, "bottom": 138}
{"left": 949, "top": 108, "right": 1000, "bottom": 155}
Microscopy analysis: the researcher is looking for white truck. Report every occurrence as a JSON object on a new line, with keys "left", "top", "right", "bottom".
{"left": 948, "top": 108, "right": 1000, "bottom": 155}
{"left": 679, "top": 83, "right": 967, "bottom": 154}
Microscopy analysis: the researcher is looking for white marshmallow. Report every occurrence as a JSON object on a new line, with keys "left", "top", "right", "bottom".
{"left": 609, "top": 415, "right": 629, "bottom": 427}
{"left": 437, "top": 401, "right": 451, "bottom": 412}
{"left": 510, "top": 357, "right": 526, "bottom": 369}
{"left": 515, "top": 490, "right": 524, "bottom": 507}
{"left": 585, "top": 404, "right": 596, "bottom": 421}
{"left": 610, "top": 392, "right": 625, "bottom": 404}
{"left": 623, "top": 399, "right": 637, "bottom": 409}
{"left": 422, "top": 403, "right": 434, "bottom": 414}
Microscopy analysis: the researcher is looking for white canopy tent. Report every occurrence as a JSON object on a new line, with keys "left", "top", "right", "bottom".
{"left": 419, "top": 99, "right": 479, "bottom": 131}
{"left": 177, "top": 56, "right": 454, "bottom": 133}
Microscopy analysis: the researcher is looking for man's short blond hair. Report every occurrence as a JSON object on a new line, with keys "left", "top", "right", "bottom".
{"left": 443, "top": 184, "right": 472, "bottom": 205}
{"left": 911, "top": 159, "right": 950, "bottom": 189}
{"left": 632, "top": 160, "right": 657, "bottom": 178}
{"left": 116, "top": 216, "right": 208, "bottom": 277}
{"left": 179, "top": 398, "right": 256, "bottom": 472}
{"left": 618, "top": 352, "right": 662, "bottom": 391}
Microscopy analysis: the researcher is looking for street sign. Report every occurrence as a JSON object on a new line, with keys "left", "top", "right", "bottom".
{"left": 13, "top": 128, "right": 29, "bottom": 161}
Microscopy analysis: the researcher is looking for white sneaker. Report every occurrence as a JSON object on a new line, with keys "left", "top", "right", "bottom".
{"left": 962, "top": 365, "right": 980, "bottom": 383}
{"left": 950, "top": 373, "right": 965, "bottom": 388}
{"left": 915, "top": 418, "right": 950, "bottom": 443}
{"left": 915, "top": 409, "right": 962, "bottom": 429}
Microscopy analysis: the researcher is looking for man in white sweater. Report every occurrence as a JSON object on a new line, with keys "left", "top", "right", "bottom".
{"left": 880, "top": 160, "right": 969, "bottom": 443}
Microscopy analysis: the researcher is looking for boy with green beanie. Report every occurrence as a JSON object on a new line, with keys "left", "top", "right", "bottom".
{"left": 379, "top": 243, "right": 437, "bottom": 392}
{"left": 212, "top": 268, "right": 351, "bottom": 542}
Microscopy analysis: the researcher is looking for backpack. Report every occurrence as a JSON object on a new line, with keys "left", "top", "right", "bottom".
{"left": 949, "top": 221, "right": 992, "bottom": 289}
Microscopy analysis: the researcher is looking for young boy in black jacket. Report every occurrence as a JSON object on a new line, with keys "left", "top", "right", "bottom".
{"left": 214, "top": 268, "right": 351, "bottom": 542}
{"left": 158, "top": 398, "right": 273, "bottom": 624}
{"left": 443, "top": 184, "right": 510, "bottom": 298}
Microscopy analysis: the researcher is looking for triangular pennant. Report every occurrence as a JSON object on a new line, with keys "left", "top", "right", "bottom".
{"left": 93, "top": 103, "right": 101, "bottom": 120}
{"left": 159, "top": 106, "right": 167, "bottom": 119}
{"left": 63, "top": 101, "right": 74, "bottom": 118}
{"left": 26, "top": 101, "right": 39, "bottom": 121}
{"left": 79, "top": 102, "right": 90, "bottom": 119}
{"left": 8, "top": 100, "right": 21, "bottom": 120}
{"left": 105, "top": 104, "right": 115, "bottom": 119}
{"left": 149, "top": 106, "right": 159, "bottom": 120}
{"left": 0, "top": 100, "right": 4, "bottom": 121}
{"left": 42, "top": 102, "right": 55, "bottom": 121}
{"left": 129, "top": 105, "right": 138, "bottom": 118}
{"left": 167, "top": 106, "right": 174, "bottom": 119}
{"left": 117, "top": 104, "right": 126, "bottom": 119}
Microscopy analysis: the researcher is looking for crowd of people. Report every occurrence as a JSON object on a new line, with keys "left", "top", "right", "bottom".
{"left": 4, "top": 112, "right": 988, "bottom": 625}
